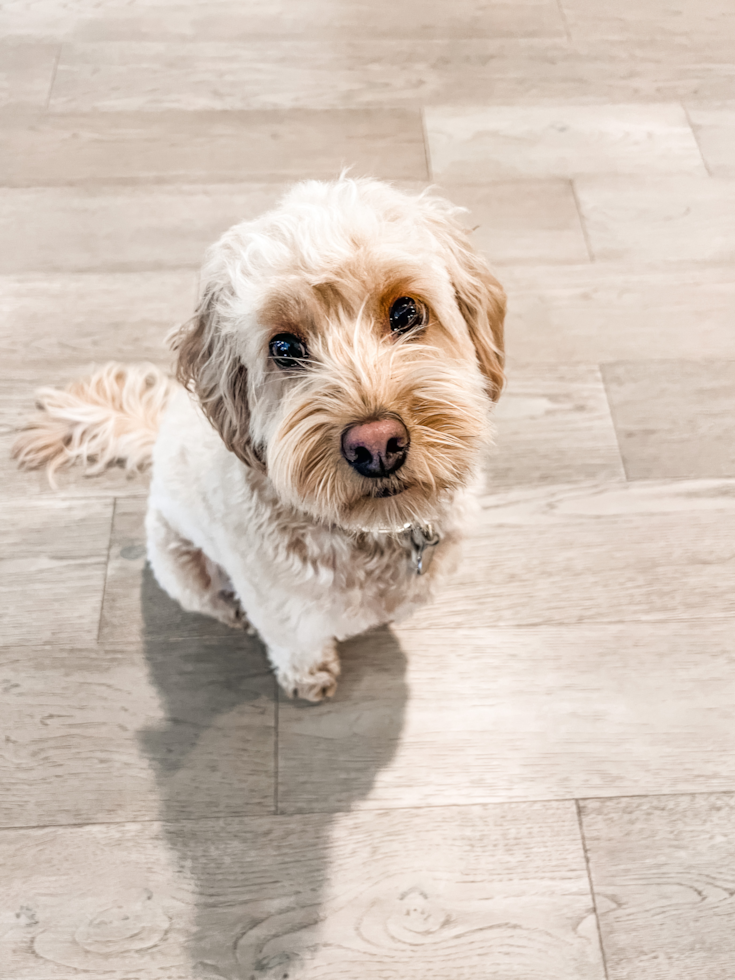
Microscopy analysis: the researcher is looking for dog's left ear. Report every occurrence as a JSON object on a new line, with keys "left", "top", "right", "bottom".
{"left": 423, "top": 203, "right": 507, "bottom": 401}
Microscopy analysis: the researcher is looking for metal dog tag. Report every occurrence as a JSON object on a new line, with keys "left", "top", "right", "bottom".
{"left": 409, "top": 524, "right": 440, "bottom": 575}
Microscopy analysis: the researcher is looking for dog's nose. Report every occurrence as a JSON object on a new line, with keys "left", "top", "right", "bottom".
{"left": 341, "top": 417, "right": 409, "bottom": 478}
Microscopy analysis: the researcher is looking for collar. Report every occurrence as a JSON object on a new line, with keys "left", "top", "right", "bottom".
{"left": 364, "top": 522, "right": 441, "bottom": 575}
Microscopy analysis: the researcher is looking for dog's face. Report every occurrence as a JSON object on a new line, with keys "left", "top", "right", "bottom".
{"left": 174, "top": 178, "right": 505, "bottom": 533}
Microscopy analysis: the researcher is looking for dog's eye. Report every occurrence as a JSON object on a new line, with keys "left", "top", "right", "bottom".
{"left": 269, "top": 333, "right": 309, "bottom": 369}
{"left": 389, "top": 296, "right": 424, "bottom": 334}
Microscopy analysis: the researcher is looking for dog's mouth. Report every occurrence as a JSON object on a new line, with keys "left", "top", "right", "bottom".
{"left": 371, "top": 483, "right": 405, "bottom": 498}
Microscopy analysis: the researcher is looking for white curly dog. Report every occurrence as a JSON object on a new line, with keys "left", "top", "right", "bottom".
{"left": 15, "top": 177, "right": 506, "bottom": 701}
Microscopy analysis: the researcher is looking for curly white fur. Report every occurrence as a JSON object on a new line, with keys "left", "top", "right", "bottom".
{"left": 14, "top": 177, "right": 505, "bottom": 700}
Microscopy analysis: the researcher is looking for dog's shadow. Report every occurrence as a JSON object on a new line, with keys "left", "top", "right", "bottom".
{"left": 136, "top": 564, "right": 407, "bottom": 978}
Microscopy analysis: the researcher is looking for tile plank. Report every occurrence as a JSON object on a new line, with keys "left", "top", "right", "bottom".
{"left": 420, "top": 479, "right": 735, "bottom": 628}
{"left": 439, "top": 180, "right": 591, "bottom": 265}
{"left": 576, "top": 176, "right": 735, "bottom": 263}
{"left": 0, "top": 184, "right": 286, "bottom": 273}
{"left": 279, "top": 621, "right": 735, "bottom": 812}
{"left": 489, "top": 364, "right": 625, "bottom": 487}
{"left": 502, "top": 264, "right": 735, "bottom": 364}
{"left": 48, "top": 39, "right": 735, "bottom": 112}
{"left": 0, "top": 0, "right": 567, "bottom": 41}
{"left": 602, "top": 359, "right": 735, "bottom": 479}
{"left": 426, "top": 104, "right": 706, "bottom": 180}
{"left": 0, "top": 109, "right": 429, "bottom": 185}
{"left": 0, "top": 801, "right": 605, "bottom": 979}
{"left": 580, "top": 794, "right": 735, "bottom": 980}
{"left": 0, "top": 271, "right": 194, "bottom": 374}
{"left": 0, "top": 498, "right": 113, "bottom": 645}
{"left": 0, "top": 638, "right": 275, "bottom": 827}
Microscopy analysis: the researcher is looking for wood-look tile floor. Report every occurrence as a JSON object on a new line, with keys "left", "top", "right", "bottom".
{"left": 1, "top": 2, "right": 734, "bottom": 977}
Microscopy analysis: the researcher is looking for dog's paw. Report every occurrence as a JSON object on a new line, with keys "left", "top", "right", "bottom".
{"left": 278, "top": 644, "right": 341, "bottom": 703}
{"left": 212, "top": 589, "right": 253, "bottom": 632}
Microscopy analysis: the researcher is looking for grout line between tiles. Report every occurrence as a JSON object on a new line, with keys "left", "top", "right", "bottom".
{"left": 274, "top": 682, "right": 280, "bottom": 815}
{"left": 96, "top": 496, "right": 116, "bottom": 643}
{"left": 6, "top": 788, "right": 735, "bottom": 834}
{"left": 682, "top": 101, "right": 713, "bottom": 178}
{"left": 570, "top": 178, "right": 595, "bottom": 263}
{"left": 43, "top": 42, "right": 62, "bottom": 114}
{"left": 597, "top": 363, "right": 630, "bottom": 481}
{"left": 420, "top": 108, "right": 433, "bottom": 182}
{"left": 576, "top": 799, "right": 611, "bottom": 980}
{"left": 555, "top": 0, "right": 572, "bottom": 42}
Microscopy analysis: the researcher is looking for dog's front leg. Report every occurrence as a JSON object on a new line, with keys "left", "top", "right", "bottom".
{"left": 265, "top": 637, "right": 341, "bottom": 703}
{"left": 243, "top": 603, "right": 341, "bottom": 702}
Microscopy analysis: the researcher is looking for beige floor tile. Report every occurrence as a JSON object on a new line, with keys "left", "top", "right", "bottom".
{"left": 426, "top": 104, "right": 706, "bottom": 180}
{"left": 502, "top": 264, "right": 735, "bottom": 364}
{"left": 0, "top": 109, "right": 428, "bottom": 185}
{"left": 489, "top": 364, "right": 625, "bottom": 487}
{"left": 0, "top": 40, "right": 59, "bottom": 109}
{"left": 99, "top": 497, "right": 243, "bottom": 643}
{"left": 575, "top": 176, "right": 735, "bottom": 262}
{"left": 0, "top": 801, "right": 604, "bottom": 979}
{"left": 0, "top": 638, "right": 275, "bottom": 828}
{"left": 48, "top": 39, "right": 735, "bottom": 111}
{"left": 418, "top": 478, "right": 735, "bottom": 628}
{"left": 441, "top": 180, "right": 591, "bottom": 265}
{"left": 0, "top": 498, "right": 112, "bottom": 645}
{"left": 562, "top": 0, "right": 735, "bottom": 49}
{"left": 580, "top": 794, "right": 735, "bottom": 980}
{"left": 0, "top": 184, "right": 287, "bottom": 273}
{"left": 0, "top": 182, "right": 592, "bottom": 274}
{"left": 0, "top": 0, "right": 567, "bottom": 41}
{"left": 602, "top": 360, "right": 735, "bottom": 479}
{"left": 279, "top": 620, "right": 735, "bottom": 812}
{"left": 0, "top": 272, "right": 194, "bottom": 374}
{"left": 686, "top": 102, "right": 735, "bottom": 176}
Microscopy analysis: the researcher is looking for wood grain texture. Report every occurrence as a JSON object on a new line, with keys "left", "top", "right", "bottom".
{"left": 0, "top": 271, "right": 193, "bottom": 374}
{"left": 575, "top": 176, "right": 735, "bottom": 262}
{"left": 0, "top": 109, "right": 429, "bottom": 185}
{"left": 46, "top": 39, "right": 735, "bottom": 112}
{"left": 502, "top": 264, "right": 735, "bottom": 364}
{"left": 426, "top": 104, "right": 706, "bottom": 180}
{"left": 488, "top": 364, "right": 625, "bottom": 487}
{"left": 602, "top": 359, "right": 735, "bottom": 479}
{"left": 0, "top": 0, "right": 567, "bottom": 41}
{"left": 437, "top": 180, "right": 591, "bottom": 265}
{"left": 0, "top": 638, "right": 275, "bottom": 827}
{"left": 0, "top": 801, "right": 605, "bottom": 979}
{"left": 0, "top": 498, "right": 112, "bottom": 645}
{"left": 415, "top": 478, "right": 735, "bottom": 628}
{"left": 279, "top": 621, "right": 735, "bottom": 813}
{"left": 0, "top": 184, "right": 287, "bottom": 273}
{"left": 580, "top": 794, "right": 735, "bottom": 980}
{"left": 561, "top": 0, "right": 735, "bottom": 49}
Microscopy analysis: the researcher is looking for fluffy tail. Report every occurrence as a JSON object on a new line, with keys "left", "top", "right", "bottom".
{"left": 12, "top": 362, "right": 175, "bottom": 483}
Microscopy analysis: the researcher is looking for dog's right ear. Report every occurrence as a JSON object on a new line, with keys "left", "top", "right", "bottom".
{"left": 172, "top": 284, "right": 263, "bottom": 469}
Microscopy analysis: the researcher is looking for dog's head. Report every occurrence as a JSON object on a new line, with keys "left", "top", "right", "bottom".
{"left": 173, "top": 177, "right": 505, "bottom": 533}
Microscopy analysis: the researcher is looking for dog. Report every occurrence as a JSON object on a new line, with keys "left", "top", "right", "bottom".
{"left": 14, "top": 176, "right": 506, "bottom": 701}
